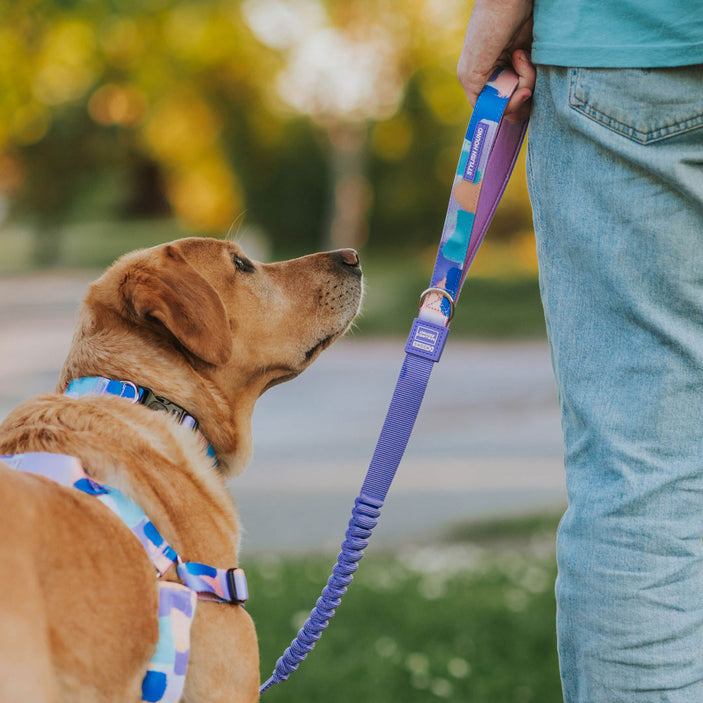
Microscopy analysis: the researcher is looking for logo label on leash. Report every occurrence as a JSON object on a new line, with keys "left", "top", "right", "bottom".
{"left": 405, "top": 319, "right": 449, "bottom": 362}
{"left": 464, "top": 118, "right": 497, "bottom": 184}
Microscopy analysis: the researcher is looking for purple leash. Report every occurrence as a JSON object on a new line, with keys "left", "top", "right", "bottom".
{"left": 259, "top": 69, "right": 528, "bottom": 695}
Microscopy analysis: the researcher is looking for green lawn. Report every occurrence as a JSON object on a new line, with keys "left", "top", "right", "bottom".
{"left": 249, "top": 513, "right": 562, "bottom": 702}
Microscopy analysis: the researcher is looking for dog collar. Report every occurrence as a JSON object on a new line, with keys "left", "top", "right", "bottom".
{"left": 64, "top": 376, "right": 218, "bottom": 466}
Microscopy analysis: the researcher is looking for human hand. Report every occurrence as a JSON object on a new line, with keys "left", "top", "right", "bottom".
{"left": 457, "top": 0, "right": 535, "bottom": 122}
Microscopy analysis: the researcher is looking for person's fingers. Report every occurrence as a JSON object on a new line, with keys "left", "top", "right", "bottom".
{"left": 506, "top": 89, "right": 532, "bottom": 122}
{"left": 505, "top": 49, "right": 536, "bottom": 121}
{"left": 457, "top": 45, "right": 504, "bottom": 106}
{"left": 514, "top": 49, "right": 536, "bottom": 94}
{"left": 457, "top": 0, "right": 533, "bottom": 106}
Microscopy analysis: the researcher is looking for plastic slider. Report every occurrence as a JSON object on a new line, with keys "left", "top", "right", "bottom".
{"left": 404, "top": 318, "right": 449, "bottom": 362}
{"left": 226, "top": 567, "right": 249, "bottom": 604}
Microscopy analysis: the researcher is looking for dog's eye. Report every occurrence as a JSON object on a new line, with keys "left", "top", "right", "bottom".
{"left": 233, "top": 255, "right": 255, "bottom": 273}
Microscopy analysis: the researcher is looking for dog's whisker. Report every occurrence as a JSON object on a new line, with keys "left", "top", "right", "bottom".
{"left": 225, "top": 211, "right": 249, "bottom": 242}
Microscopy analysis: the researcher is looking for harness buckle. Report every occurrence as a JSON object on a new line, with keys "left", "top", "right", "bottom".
{"left": 227, "top": 568, "right": 249, "bottom": 604}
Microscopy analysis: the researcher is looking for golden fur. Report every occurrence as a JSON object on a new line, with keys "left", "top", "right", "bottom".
{"left": 0, "top": 237, "right": 362, "bottom": 702}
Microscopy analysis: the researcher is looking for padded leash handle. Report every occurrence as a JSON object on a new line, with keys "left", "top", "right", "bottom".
{"left": 419, "top": 68, "right": 528, "bottom": 325}
{"left": 259, "top": 68, "right": 528, "bottom": 695}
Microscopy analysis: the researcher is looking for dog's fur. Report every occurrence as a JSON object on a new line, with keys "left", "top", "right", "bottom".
{"left": 0, "top": 237, "right": 362, "bottom": 702}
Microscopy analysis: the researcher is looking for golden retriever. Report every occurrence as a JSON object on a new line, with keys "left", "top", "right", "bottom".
{"left": 0, "top": 237, "right": 362, "bottom": 702}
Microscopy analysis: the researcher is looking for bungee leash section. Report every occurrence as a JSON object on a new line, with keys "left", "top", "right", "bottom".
{"left": 259, "top": 69, "right": 528, "bottom": 695}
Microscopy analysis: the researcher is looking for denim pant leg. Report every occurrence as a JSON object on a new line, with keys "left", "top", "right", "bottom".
{"left": 527, "top": 66, "right": 703, "bottom": 701}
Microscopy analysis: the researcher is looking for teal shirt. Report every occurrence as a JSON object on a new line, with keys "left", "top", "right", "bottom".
{"left": 532, "top": 0, "right": 703, "bottom": 67}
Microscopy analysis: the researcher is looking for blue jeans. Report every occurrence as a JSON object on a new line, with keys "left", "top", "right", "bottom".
{"left": 527, "top": 66, "right": 703, "bottom": 701}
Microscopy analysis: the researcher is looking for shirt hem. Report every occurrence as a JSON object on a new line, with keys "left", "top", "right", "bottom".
{"left": 532, "top": 41, "right": 703, "bottom": 68}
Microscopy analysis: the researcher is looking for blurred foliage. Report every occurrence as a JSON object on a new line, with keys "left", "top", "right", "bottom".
{"left": 0, "top": 0, "right": 534, "bottom": 274}
{"left": 441, "top": 510, "right": 563, "bottom": 545}
{"left": 356, "top": 254, "right": 545, "bottom": 338}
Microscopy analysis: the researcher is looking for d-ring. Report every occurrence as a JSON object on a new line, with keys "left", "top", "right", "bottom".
{"left": 120, "top": 380, "right": 140, "bottom": 403}
{"left": 418, "top": 287, "right": 455, "bottom": 321}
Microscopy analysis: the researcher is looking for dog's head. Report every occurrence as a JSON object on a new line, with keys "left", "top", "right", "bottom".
{"left": 59, "top": 237, "right": 363, "bottom": 474}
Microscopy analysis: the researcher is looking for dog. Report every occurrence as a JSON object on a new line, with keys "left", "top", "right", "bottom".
{"left": 0, "top": 236, "right": 362, "bottom": 702}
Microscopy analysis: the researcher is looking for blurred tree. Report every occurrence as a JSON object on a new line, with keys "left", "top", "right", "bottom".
{"left": 0, "top": 0, "right": 534, "bottom": 267}
{"left": 242, "top": 0, "right": 407, "bottom": 251}
{"left": 0, "top": 0, "right": 281, "bottom": 263}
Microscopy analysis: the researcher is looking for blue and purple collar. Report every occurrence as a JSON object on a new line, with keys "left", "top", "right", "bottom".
{"left": 64, "top": 376, "right": 218, "bottom": 466}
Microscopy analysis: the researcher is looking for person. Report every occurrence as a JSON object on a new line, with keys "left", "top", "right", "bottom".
{"left": 457, "top": 1, "right": 703, "bottom": 700}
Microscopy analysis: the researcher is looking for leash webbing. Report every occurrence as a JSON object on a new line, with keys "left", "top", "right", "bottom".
{"left": 259, "top": 68, "right": 528, "bottom": 695}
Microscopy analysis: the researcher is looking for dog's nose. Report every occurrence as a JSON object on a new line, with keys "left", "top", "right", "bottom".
{"left": 339, "top": 249, "right": 360, "bottom": 267}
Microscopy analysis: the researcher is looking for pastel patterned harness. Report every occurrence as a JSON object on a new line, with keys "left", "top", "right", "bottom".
{"left": 1, "top": 452, "right": 248, "bottom": 703}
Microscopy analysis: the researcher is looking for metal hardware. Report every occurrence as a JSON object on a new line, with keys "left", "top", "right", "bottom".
{"left": 121, "top": 381, "right": 140, "bottom": 403}
{"left": 418, "top": 287, "right": 456, "bottom": 321}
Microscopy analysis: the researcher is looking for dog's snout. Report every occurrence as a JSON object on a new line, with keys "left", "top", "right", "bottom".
{"left": 335, "top": 249, "right": 360, "bottom": 269}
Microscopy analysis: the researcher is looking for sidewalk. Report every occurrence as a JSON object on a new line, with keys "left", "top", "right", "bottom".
{"left": 0, "top": 273, "right": 566, "bottom": 554}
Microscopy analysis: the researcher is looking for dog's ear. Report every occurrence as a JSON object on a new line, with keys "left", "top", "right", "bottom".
{"left": 122, "top": 245, "right": 233, "bottom": 366}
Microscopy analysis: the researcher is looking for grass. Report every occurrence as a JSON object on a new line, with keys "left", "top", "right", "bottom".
{"left": 248, "top": 512, "right": 563, "bottom": 702}
{"left": 441, "top": 512, "right": 563, "bottom": 546}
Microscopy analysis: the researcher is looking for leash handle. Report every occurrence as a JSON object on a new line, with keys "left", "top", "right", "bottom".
{"left": 259, "top": 68, "right": 527, "bottom": 695}
{"left": 420, "top": 69, "right": 527, "bottom": 326}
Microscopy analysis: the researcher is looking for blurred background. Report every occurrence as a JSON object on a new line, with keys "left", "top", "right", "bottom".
{"left": 0, "top": 1, "right": 566, "bottom": 700}
{"left": 0, "top": 0, "right": 539, "bottom": 320}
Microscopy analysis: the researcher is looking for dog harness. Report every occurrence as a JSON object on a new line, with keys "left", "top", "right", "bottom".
{"left": 1, "top": 450, "right": 247, "bottom": 703}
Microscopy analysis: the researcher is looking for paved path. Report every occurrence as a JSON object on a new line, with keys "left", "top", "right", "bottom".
{"left": 0, "top": 273, "right": 566, "bottom": 555}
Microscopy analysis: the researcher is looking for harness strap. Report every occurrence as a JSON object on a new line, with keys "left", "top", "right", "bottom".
{"left": 1, "top": 451, "right": 247, "bottom": 605}
{"left": 64, "top": 376, "right": 218, "bottom": 466}
{"left": 142, "top": 582, "right": 197, "bottom": 703}
{"left": 260, "top": 67, "right": 528, "bottom": 694}
{"left": 1, "top": 451, "right": 202, "bottom": 703}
